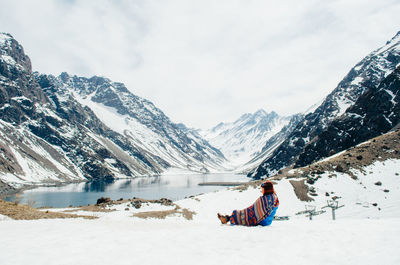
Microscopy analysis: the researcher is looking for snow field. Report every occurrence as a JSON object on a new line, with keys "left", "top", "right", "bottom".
{"left": 0, "top": 204, "right": 400, "bottom": 265}
{"left": 308, "top": 159, "right": 400, "bottom": 219}
{"left": 1, "top": 208, "right": 399, "bottom": 265}
{"left": 0, "top": 159, "right": 399, "bottom": 265}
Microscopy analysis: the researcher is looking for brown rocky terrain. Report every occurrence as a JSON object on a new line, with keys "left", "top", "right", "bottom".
{"left": 132, "top": 205, "right": 195, "bottom": 220}
{"left": 0, "top": 199, "right": 97, "bottom": 220}
{"left": 289, "top": 127, "right": 400, "bottom": 180}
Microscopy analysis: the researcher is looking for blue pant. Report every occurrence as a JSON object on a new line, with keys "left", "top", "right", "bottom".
{"left": 258, "top": 207, "right": 278, "bottom": 226}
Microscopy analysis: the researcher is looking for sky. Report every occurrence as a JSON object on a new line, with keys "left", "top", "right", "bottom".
{"left": 1, "top": 0, "right": 400, "bottom": 129}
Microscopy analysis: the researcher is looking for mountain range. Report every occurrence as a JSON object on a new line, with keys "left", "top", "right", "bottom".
{"left": 1, "top": 30, "right": 400, "bottom": 193}
{"left": 199, "top": 109, "right": 292, "bottom": 168}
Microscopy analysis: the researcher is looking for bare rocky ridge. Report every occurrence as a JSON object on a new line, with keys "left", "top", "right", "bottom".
{"left": 295, "top": 66, "right": 400, "bottom": 167}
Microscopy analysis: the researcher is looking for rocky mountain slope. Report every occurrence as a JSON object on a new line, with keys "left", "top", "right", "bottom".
{"left": 200, "top": 109, "right": 292, "bottom": 167}
{"left": 296, "top": 66, "right": 400, "bottom": 167}
{"left": 249, "top": 31, "right": 400, "bottom": 179}
{"left": 0, "top": 33, "right": 226, "bottom": 192}
{"left": 38, "top": 73, "right": 226, "bottom": 172}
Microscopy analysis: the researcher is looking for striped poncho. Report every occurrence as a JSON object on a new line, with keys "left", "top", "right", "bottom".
{"left": 229, "top": 193, "right": 279, "bottom": 226}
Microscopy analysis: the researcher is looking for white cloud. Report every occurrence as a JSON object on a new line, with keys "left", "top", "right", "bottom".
{"left": 1, "top": 0, "right": 400, "bottom": 129}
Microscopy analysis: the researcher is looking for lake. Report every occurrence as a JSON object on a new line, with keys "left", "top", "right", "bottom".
{"left": 4, "top": 173, "right": 249, "bottom": 208}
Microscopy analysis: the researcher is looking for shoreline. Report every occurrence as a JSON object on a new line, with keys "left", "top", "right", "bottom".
{"left": 0, "top": 172, "right": 168, "bottom": 198}
{"left": 0, "top": 179, "right": 86, "bottom": 199}
{"left": 1, "top": 173, "right": 251, "bottom": 208}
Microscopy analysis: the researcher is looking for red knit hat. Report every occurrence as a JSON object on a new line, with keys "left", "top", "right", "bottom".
{"left": 261, "top": 181, "right": 274, "bottom": 194}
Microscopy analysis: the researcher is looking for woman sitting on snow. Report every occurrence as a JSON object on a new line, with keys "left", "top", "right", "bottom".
{"left": 217, "top": 181, "right": 279, "bottom": 226}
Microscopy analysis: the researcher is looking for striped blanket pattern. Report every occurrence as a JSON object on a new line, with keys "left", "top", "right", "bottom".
{"left": 230, "top": 193, "right": 279, "bottom": 226}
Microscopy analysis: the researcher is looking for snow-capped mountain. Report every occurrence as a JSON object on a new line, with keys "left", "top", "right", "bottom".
{"left": 249, "top": 30, "right": 400, "bottom": 179}
{"left": 239, "top": 113, "right": 303, "bottom": 173}
{"left": 0, "top": 33, "right": 226, "bottom": 190}
{"left": 39, "top": 72, "right": 226, "bottom": 173}
{"left": 200, "top": 109, "right": 292, "bottom": 167}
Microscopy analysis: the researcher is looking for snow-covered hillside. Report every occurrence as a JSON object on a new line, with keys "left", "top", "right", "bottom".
{"left": 1, "top": 155, "right": 399, "bottom": 265}
{"left": 201, "top": 110, "right": 291, "bottom": 167}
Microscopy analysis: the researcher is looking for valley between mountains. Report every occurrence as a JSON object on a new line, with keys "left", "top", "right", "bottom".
{"left": 1, "top": 31, "right": 400, "bottom": 195}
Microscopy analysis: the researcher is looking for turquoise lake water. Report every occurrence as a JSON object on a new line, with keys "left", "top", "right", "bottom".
{"left": 4, "top": 173, "right": 248, "bottom": 208}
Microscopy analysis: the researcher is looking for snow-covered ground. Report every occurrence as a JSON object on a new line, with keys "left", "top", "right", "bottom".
{"left": 1, "top": 159, "right": 399, "bottom": 265}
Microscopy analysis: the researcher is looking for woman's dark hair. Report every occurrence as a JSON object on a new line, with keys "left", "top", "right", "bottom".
{"left": 261, "top": 181, "right": 274, "bottom": 195}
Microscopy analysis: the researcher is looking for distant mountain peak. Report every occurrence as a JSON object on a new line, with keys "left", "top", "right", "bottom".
{"left": 254, "top": 109, "right": 267, "bottom": 116}
{"left": 201, "top": 110, "right": 292, "bottom": 167}
{"left": 59, "top": 72, "right": 70, "bottom": 82}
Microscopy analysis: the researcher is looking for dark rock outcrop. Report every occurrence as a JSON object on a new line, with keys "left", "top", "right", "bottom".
{"left": 295, "top": 66, "right": 400, "bottom": 167}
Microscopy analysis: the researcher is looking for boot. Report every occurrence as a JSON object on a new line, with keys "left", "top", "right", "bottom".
{"left": 217, "top": 213, "right": 229, "bottom": 224}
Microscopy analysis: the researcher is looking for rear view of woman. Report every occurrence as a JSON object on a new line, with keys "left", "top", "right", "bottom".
{"left": 217, "top": 181, "right": 279, "bottom": 226}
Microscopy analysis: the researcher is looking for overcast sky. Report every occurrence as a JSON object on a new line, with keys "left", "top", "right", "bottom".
{"left": 1, "top": 0, "right": 400, "bottom": 129}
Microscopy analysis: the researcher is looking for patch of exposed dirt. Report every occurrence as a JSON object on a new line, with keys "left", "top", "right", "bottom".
{"left": 289, "top": 179, "right": 314, "bottom": 202}
{"left": 0, "top": 199, "right": 97, "bottom": 220}
{"left": 132, "top": 205, "right": 196, "bottom": 220}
